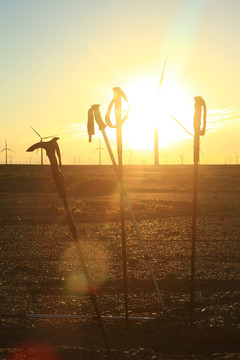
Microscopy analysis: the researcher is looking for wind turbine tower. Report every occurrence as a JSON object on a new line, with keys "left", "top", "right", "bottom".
{"left": 154, "top": 129, "right": 159, "bottom": 165}
{"left": 155, "top": 59, "right": 166, "bottom": 165}
{"left": 92, "top": 138, "right": 106, "bottom": 165}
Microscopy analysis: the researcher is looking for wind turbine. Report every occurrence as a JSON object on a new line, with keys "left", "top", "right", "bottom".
{"left": 235, "top": 153, "right": 239, "bottom": 165}
{"left": 155, "top": 59, "right": 167, "bottom": 165}
{"left": 30, "top": 126, "right": 57, "bottom": 165}
{"left": 92, "top": 138, "right": 106, "bottom": 165}
{"left": 0, "top": 139, "right": 14, "bottom": 165}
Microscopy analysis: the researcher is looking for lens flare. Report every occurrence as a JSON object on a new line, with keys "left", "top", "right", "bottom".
{"left": 66, "top": 271, "right": 103, "bottom": 295}
{"left": 8, "top": 341, "right": 60, "bottom": 360}
{"left": 67, "top": 271, "right": 88, "bottom": 295}
{"left": 60, "top": 241, "right": 109, "bottom": 296}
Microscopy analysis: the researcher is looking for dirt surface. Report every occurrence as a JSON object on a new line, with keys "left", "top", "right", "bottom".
{"left": 0, "top": 164, "right": 240, "bottom": 359}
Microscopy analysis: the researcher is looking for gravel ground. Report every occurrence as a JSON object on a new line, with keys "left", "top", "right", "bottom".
{"left": 0, "top": 165, "right": 240, "bottom": 359}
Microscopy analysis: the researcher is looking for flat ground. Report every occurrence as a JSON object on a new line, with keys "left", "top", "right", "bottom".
{"left": 0, "top": 164, "right": 240, "bottom": 359}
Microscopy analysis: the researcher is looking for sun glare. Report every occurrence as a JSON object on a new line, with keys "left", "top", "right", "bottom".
{"left": 122, "top": 76, "right": 194, "bottom": 150}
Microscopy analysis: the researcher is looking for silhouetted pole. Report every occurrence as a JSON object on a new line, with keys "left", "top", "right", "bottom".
{"left": 114, "top": 89, "right": 127, "bottom": 328}
{"left": 91, "top": 89, "right": 129, "bottom": 328}
{"left": 190, "top": 96, "right": 206, "bottom": 324}
{"left": 88, "top": 105, "right": 165, "bottom": 312}
{"left": 111, "top": 87, "right": 129, "bottom": 328}
{"left": 26, "top": 138, "right": 110, "bottom": 355}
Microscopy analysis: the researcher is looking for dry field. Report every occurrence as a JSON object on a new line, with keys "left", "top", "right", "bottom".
{"left": 0, "top": 164, "right": 240, "bottom": 359}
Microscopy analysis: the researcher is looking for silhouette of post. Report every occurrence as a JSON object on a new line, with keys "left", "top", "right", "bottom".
{"left": 26, "top": 138, "right": 110, "bottom": 354}
{"left": 88, "top": 104, "right": 165, "bottom": 312}
{"left": 103, "top": 88, "right": 130, "bottom": 328}
{"left": 114, "top": 87, "right": 128, "bottom": 329}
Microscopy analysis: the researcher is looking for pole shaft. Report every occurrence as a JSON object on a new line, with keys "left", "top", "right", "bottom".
{"left": 101, "top": 129, "right": 165, "bottom": 310}
{"left": 61, "top": 197, "right": 110, "bottom": 352}
{"left": 115, "top": 89, "right": 129, "bottom": 329}
{"left": 27, "top": 138, "right": 110, "bottom": 353}
{"left": 190, "top": 128, "right": 200, "bottom": 324}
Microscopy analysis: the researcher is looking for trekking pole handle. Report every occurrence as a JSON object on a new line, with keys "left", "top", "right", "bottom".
{"left": 193, "top": 96, "right": 207, "bottom": 136}
{"left": 91, "top": 104, "right": 107, "bottom": 130}
{"left": 26, "top": 138, "right": 66, "bottom": 199}
{"left": 105, "top": 87, "right": 129, "bottom": 128}
{"left": 87, "top": 105, "right": 107, "bottom": 143}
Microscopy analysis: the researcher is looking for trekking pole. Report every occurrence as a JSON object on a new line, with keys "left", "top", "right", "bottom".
{"left": 26, "top": 138, "right": 111, "bottom": 355}
{"left": 88, "top": 104, "right": 165, "bottom": 312}
{"left": 190, "top": 96, "right": 207, "bottom": 324}
{"left": 105, "top": 87, "right": 129, "bottom": 328}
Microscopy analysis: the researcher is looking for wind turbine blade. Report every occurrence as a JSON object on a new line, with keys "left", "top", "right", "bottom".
{"left": 92, "top": 148, "right": 99, "bottom": 153}
{"left": 30, "top": 126, "right": 41, "bottom": 139}
{"left": 122, "top": 106, "right": 135, "bottom": 113}
{"left": 42, "top": 135, "right": 57, "bottom": 139}
{"left": 0, "top": 149, "right": 5, "bottom": 153}
{"left": 169, "top": 114, "right": 194, "bottom": 137}
{"left": 158, "top": 58, "right": 167, "bottom": 91}
{"left": 7, "top": 148, "right": 15, "bottom": 152}
{"left": 5, "top": 138, "right": 7, "bottom": 148}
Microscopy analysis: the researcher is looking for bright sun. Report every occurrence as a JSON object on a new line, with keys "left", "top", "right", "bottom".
{"left": 122, "top": 76, "right": 194, "bottom": 150}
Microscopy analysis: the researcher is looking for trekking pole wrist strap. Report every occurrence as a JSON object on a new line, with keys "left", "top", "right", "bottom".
{"left": 87, "top": 105, "right": 107, "bottom": 143}
{"left": 105, "top": 88, "right": 129, "bottom": 128}
{"left": 194, "top": 96, "right": 207, "bottom": 136}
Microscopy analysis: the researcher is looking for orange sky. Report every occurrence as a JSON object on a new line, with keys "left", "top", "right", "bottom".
{"left": 1, "top": 0, "right": 240, "bottom": 164}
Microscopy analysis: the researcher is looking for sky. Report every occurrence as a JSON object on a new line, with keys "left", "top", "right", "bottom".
{"left": 1, "top": 0, "right": 240, "bottom": 165}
